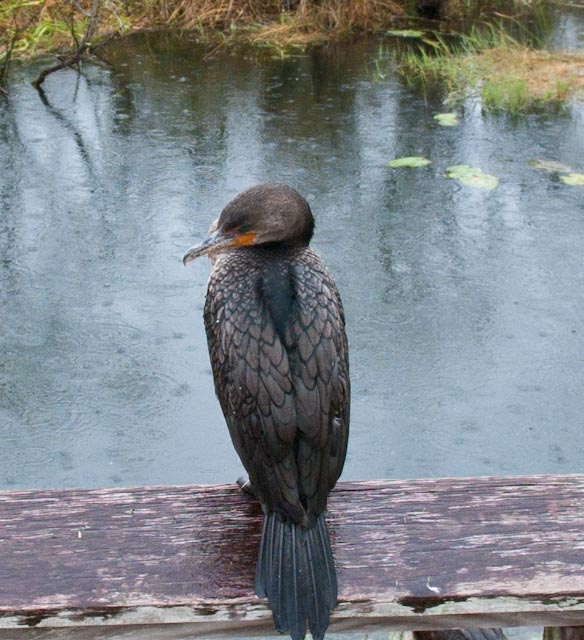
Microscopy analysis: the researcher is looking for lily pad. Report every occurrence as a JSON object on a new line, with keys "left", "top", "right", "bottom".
{"left": 445, "top": 165, "right": 499, "bottom": 190}
{"left": 528, "top": 159, "right": 573, "bottom": 173}
{"left": 561, "top": 173, "right": 584, "bottom": 186}
{"left": 387, "top": 29, "right": 425, "bottom": 38}
{"left": 389, "top": 156, "right": 431, "bottom": 168}
{"left": 434, "top": 112, "right": 459, "bottom": 127}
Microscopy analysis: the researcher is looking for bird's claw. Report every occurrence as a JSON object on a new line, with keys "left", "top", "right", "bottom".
{"left": 236, "top": 476, "right": 256, "bottom": 497}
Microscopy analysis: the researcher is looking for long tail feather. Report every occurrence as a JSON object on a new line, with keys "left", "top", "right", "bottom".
{"left": 256, "top": 512, "right": 337, "bottom": 640}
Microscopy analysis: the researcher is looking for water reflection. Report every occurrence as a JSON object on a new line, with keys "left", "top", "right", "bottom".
{"left": 1, "top": 32, "right": 583, "bottom": 491}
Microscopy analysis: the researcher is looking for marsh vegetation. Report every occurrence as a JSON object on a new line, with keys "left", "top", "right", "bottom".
{"left": 388, "top": 23, "right": 584, "bottom": 112}
{"left": 1, "top": 1, "right": 582, "bottom": 108}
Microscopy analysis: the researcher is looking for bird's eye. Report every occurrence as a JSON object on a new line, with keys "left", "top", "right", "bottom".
{"left": 240, "top": 224, "right": 251, "bottom": 232}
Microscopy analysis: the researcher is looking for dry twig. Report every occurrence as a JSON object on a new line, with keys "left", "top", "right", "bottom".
{"left": 32, "top": 0, "right": 102, "bottom": 89}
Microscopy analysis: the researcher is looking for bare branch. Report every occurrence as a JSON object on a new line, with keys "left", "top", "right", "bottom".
{"left": 68, "top": 2, "right": 81, "bottom": 49}
{"left": 104, "top": 0, "right": 126, "bottom": 31}
{"left": 32, "top": 0, "right": 102, "bottom": 90}
{"left": 72, "top": 0, "right": 93, "bottom": 18}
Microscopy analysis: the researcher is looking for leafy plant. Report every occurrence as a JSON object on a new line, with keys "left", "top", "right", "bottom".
{"left": 445, "top": 165, "right": 499, "bottom": 190}
{"left": 434, "top": 112, "right": 459, "bottom": 126}
{"left": 389, "top": 156, "right": 431, "bottom": 168}
{"left": 561, "top": 174, "right": 584, "bottom": 187}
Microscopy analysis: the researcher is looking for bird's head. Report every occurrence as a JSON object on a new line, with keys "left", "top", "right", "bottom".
{"left": 183, "top": 184, "right": 315, "bottom": 266}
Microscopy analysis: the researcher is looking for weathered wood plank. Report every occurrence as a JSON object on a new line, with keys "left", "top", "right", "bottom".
{"left": 1, "top": 475, "right": 584, "bottom": 637}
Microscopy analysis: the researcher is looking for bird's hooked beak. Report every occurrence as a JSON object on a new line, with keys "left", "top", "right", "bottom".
{"left": 183, "top": 226, "right": 257, "bottom": 266}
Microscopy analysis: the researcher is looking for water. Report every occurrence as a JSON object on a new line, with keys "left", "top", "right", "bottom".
{"left": 1, "top": 31, "right": 583, "bottom": 492}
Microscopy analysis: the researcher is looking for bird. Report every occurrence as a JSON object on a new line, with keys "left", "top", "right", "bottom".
{"left": 183, "top": 184, "right": 350, "bottom": 640}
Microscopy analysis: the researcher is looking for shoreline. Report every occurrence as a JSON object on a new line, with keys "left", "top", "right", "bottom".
{"left": 0, "top": 0, "right": 408, "bottom": 65}
{"left": 2, "top": 1, "right": 583, "bottom": 111}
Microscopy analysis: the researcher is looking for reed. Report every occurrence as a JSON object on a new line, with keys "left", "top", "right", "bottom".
{"left": 392, "top": 24, "right": 584, "bottom": 112}
{"left": 1, "top": 0, "right": 405, "bottom": 66}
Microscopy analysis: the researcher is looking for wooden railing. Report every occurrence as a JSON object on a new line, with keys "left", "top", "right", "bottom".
{"left": 1, "top": 475, "right": 584, "bottom": 638}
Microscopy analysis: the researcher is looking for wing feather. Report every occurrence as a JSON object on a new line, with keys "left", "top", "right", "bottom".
{"left": 204, "top": 247, "right": 349, "bottom": 520}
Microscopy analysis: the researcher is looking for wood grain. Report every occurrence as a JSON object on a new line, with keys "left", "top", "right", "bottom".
{"left": 1, "top": 475, "right": 584, "bottom": 637}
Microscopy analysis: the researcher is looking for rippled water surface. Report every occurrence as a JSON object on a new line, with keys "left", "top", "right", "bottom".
{"left": 1, "top": 28, "right": 584, "bottom": 491}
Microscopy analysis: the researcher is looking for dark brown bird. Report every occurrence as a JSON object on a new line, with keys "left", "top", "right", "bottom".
{"left": 183, "top": 184, "right": 350, "bottom": 640}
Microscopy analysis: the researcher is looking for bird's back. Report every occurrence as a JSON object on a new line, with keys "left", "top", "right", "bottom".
{"left": 203, "top": 244, "right": 350, "bottom": 522}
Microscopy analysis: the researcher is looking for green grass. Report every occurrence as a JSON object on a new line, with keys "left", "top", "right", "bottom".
{"left": 1, "top": 1, "right": 98, "bottom": 65}
{"left": 389, "top": 24, "right": 584, "bottom": 113}
{"left": 480, "top": 77, "right": 530, "bottom": 113}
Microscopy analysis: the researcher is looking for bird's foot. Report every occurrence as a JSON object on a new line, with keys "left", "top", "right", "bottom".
{"left": 236, "top": 476, "right": 256, "bottom": 497}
